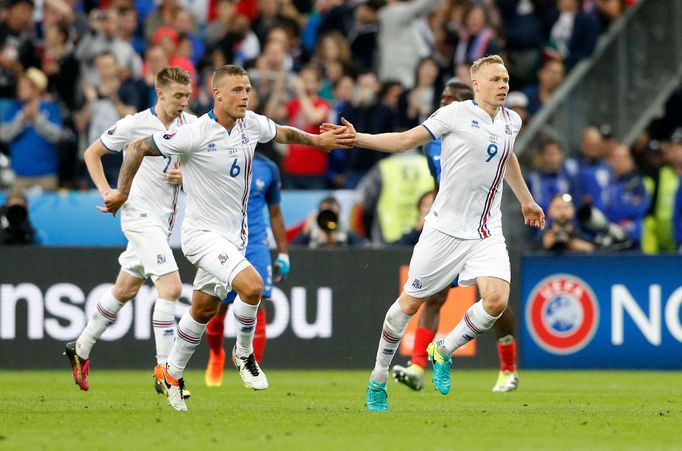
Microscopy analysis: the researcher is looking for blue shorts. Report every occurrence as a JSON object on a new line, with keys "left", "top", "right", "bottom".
{"left": 221, "top": 244, "right": 273, "bottom": 304}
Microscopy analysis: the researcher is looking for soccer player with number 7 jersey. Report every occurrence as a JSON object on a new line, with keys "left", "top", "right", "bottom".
{"left": 324, "top": 55, "right": 545, "bottom": 412}
{"left": 64, "top": 67, "right": 196, "bottom": 399}
{"left": 101, "top": 65, "right": 355, "bottom": 411}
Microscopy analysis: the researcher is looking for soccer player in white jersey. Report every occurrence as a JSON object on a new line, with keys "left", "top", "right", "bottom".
{"left": 327, "top": 55, "right": 545, "bottom": 412}
{"left": 100, "top": 65, "right": 355, "bottom": 411}
{"left": 64, "top": 67, "right": 196, "bottom": 397}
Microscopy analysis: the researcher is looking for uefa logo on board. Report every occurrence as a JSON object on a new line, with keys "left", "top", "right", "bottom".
{"left": 525, "top": 274, "right": 599, "bottom": 355}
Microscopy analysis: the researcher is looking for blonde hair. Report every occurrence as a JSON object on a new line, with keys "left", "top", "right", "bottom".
{"left": 470, "top": 55, "right": 504, "bottom": 78}
{"left": 211, "top": 64, "right": 249, "bottom": 89}
{"left": 156, "top": 66, "right": 192, "bottom": 88}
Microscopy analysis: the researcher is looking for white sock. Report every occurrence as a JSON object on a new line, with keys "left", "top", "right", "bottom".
{"left": 233, "top": 298, "right": 259, "bottom": 358}
{"left": 166, "top": 311, "right": 206, "bottom": 379}
{"left": 152, "top": 298, "right": 177, "bottom": 365}
{"left": 440, "top": 301, "right": 500, "bottom": 355}
{"left": 76, "top": 289, "right": 124, "bottom": 359}
{"left": 370, "top": 300, "right": 412, "bottom": 384}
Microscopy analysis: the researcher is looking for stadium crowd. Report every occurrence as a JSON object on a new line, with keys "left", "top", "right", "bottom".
{"left": 3, "top": 0, "right": 681, "bottom": 254}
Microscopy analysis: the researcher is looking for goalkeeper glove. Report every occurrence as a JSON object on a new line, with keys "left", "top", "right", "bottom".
{"left": 273, "top": 253, "right": 290, "bottom": 283}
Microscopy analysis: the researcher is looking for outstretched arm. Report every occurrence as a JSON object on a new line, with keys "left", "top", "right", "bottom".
{"left": 275, "top": 123, "right": 354, "bottom": 152}
{"left": 101, "top": 137, "right": 161, "bottom": 215}
{"left": 323, "top": 118, "right": 433, "bottom": 153}
{"left": 505, "top": 152, "right": 545, "bottom": 229}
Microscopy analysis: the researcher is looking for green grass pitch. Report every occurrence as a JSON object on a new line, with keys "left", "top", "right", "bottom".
{"left": 1, "top": 369, "right": 680, "bottom": 450}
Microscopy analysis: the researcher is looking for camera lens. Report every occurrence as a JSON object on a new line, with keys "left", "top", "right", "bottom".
{"left": 316, "top": 209, "right": 338, "bottom": 232}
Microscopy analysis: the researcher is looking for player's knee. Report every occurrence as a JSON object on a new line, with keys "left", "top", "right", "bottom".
{"left": 161, "top": 282, "right": 182, "bottom": 300}
{"left": 241, "top": 281, "right": 263, "bottom": 304}
{"left": 426, "top": 290, "right": 448, "bottom": 309}
{"left": 192, "top": 301, "right": 220, "bottom": 323}
{"left": 482, "top": 292, "right": 508, "bottom": 317}
{"left": 112, "top": 285, "right": 138, "bottom": 302}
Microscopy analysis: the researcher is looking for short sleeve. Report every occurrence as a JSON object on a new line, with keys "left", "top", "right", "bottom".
{"left": 151, "top": 124, "right": 195, "bottom": 157}
{"left": 264, "top": 159, "right": 282, "bottom": 205}
{"left": 252, "top": 112, "right": 277, "bottom": 143}
{"left": 421, "top": 102, "right": 460, "bottom": 140}
{"left": 99, "top": 115, "right": 134, "bottom": 152}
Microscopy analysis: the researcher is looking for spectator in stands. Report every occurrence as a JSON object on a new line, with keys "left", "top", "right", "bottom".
{"left": 144, "top": 0, "right": 181, "bottom": 41}
{"left": 347, "top": 0, "right": 380, "bottom": 72}
{"left": 545, "top": 0, "right": 600, "bottom": 69}
{"left": 377, "top": 0, "right": 440, "bottom": 88}
{"left": 397, "top": 57, "right": 442, "bottom": 130}
{"left": 205, "top": 0, "right": 238, "bottom": 48}
{"left": 392, "top": 190, "right": 435, "bottom": 245}
{"left": 496, "top": 0, "right": 553, "bottom": 87}
{"left": 174, "top": 8, "right": 205, "bottom": 65}
{"left": 136, "top": 45, "right": 170, "bottom": 111}
{"left": 252, "top": 0, "right": 301, "bottom": 47}
{"left": 74, "top": 52, "right": 137, "bottom": 187}
{"left": 0, "top": 0, "right": 38, "bottom": 98}
{"left": 565, "top": 126, "right": 610, "bottom": 212}
{"left": 522, "top": 57, "right": 565, "bottom": 116}
{"left": 596, "top": 143, "right": 649, "bottom": 250}
{"left": 356, "top": 149, "right": 434, "bottom": 244}
{"left": 327, "top": 72, "right": 395, "bottom": 189}
{"left": 150, "top": 26, "right": 198, "bottom": 93}
{"left": 642, "top": 128, "right": 682, "bottom": 253}
{"left": 291, "top": 196, "right": 366, "bottom": 247}
{"left": 542, "top": 193, "right": 594, "bottom": 252}
{"left": 119, "top": 7, "right": 146, "bottom": 58}
{"left": 0, "top": 68, "right": 62, "bottom": 191}
{"left": 453, "top": 4, "right": 503, "bottom": 71}
{"left": 269, "top": 64, "right": 332, "bottom": 189}
{"left": 593, "top": 0, "right": 625, "bottom": 30}
{"left": 42, "top": 20, "right": 80, "bottom": 114}
{"left": 76, "top": 8, "right": 142, "bottom": 85}
{"left": 0, "top": 188, "right": 36, "bottom": 244}
{"left": 527, "top": 136, "right": 574, "bottom": 214}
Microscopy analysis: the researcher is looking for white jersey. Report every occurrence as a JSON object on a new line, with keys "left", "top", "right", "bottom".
{"left": 421, "top": 100, "right": 522, "bottom": 239}
{"left": 100, "top": 108, "right": 197, "bottom": 233}
{"left": 151, "top": 110, "right": 277, "bottom": 250}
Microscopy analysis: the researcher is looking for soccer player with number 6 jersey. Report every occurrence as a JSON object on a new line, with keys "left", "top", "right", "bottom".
{"left": 101, "top": 65, "right": 355, "bottom": 411}
{"left": 325, "top": 55, "right": 545, "bottom": 412}
{"left": 64, "top": 67, "right": 196, "bottom": 398}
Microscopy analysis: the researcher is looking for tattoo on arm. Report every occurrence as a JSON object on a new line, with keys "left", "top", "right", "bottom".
{"left": 278, "top": 126, "right": 314, "bottom": 146}
{"left": 118, "top": 137, "right": 157, "bottom": 195}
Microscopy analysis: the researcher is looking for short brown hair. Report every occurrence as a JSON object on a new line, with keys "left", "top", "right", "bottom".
{"left": 470, "top": 55, "right": 504, "bottom": 78}
{"left": 156, "top": 66, "right": 191, "bottom": 88}
{"left": 211, "top": 65, "right": 249, "bottom": 89}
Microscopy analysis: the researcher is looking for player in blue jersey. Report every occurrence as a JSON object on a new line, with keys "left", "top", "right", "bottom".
{"left": 203, "top": 151, "right": 289, "bottom": 387}
{"left": 392, "top": 78, "right": 521, "bottom": 393}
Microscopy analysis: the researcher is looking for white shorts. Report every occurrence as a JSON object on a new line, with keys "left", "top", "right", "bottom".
{"left": 119, "top": 225, "right": 178, "bottom": 281}
{"left": 403, "top": 223, "right": 510, "bottom": 298}
{"left": 181, "top": 229, "right": 252, "bottom": 300}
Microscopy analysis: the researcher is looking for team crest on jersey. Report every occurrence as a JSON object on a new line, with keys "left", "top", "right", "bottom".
{"left": 525, "top": 274, "right": 599, "bottom": 355}
{"left": 256, "top": 178, "right": 265, "bottom": 190}
{"left": 218, "top": 253, "right": 229, "bottom": 265}
{"left": 471, "top": 120, "right": 480, "bottom": 129}
{"left": 412, "top": 278, "right": 423, "bottom": 289}
{"left": 156, "top": 254, "right": 166, "bottom": 264}
{"left": 163, "top": 131, "right": 177, "bottom": 140}
{"left": 505, "top": 125, "right": 512, "bottom": 135}
{"left": 106, "top": 125, "right": 117, "bottom": 135}
{"left": 241, "top": 133, "right": 249, "bottom": 145}
{"left": 207, "top": 143, "right": 217, "bottom": 152}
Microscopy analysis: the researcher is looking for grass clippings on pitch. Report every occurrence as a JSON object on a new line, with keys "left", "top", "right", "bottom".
{"left": 0, "top": 369, "right": 680, "bottom": 451}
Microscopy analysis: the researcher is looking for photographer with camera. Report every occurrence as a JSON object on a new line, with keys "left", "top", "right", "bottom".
{"left": 577, "top": 144, "right": 649, "bottom": 250}
{"left": 291, "top": 196, "right": 366, "bottom": 247}
{"left": 0, "top": 188, "right": 36, "bottom": 244}
{"left": 542, "top": 193, "right": 594, "bottom": 253}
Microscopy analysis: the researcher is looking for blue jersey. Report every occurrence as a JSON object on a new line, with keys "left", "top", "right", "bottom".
{"left": 247, "top": 153, "right": 282, "bottom": 247}
{"left": 603, "top": 171, "right": 649, "bottom": 243}
{"left": 424, "top": 138, "right": 442, "bottom": 183}
{"left": 527, "top": 168, "right": 574, "bottom": 214}
{"left": 565, "top": 157, "right": 611, "bottom": 210}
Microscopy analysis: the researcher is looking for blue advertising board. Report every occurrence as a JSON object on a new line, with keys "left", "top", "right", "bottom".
{"left": 521, "top": 254, "right": 682, "bottom": 369}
